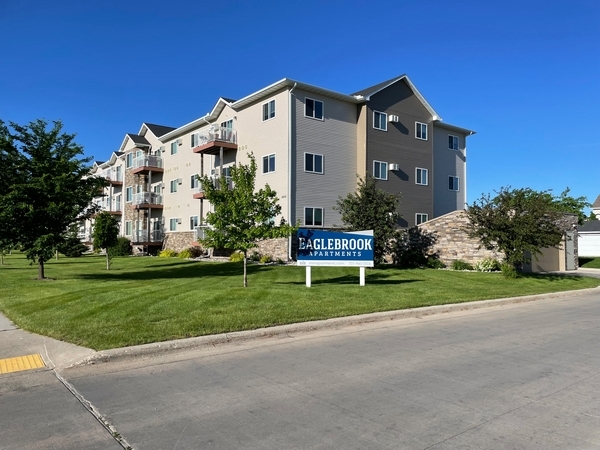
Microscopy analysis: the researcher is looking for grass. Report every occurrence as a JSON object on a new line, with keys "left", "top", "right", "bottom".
{"left": 1, "top": 253, "right": 598, "bottom": 350}
{"left": 579, "top": 257, "right": 600, "bottom": 269}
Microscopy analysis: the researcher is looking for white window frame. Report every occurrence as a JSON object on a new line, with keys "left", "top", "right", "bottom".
{"left": 305, "top": 98, "right": 324, "bottom": 120}
{"left": 416, "top": 168, "right": 428, "bottom": 185}
{"left": 191, "top": 134, "right": 198, "bottom": 147}
{"left": 170, "top": 142, "right": 178, "bottom": 155}
{"left": 449, "top": 176, "right": 460, "bottom": 191}
{"left": 262, "top": 154, "right": 275, "bottom": 174}
{"left": 373, "top": 160, "right": 388, "bottom": 180}
{"left": 373, "top": 111, "right": 387, "bottom": 131}
{"left": 169, "top": 218, "right": 177, "bottom": 232}
{"left": 190, "top": 174, "right": 199, "bottom": 189}
{"left": 125, "top": 153, "right": 133, "bottom": 169}
{"left": 170, "top": 179, "right": 178, "bottom": 193}
{"left": 416, "top": 213, "right": 429, "bottom": 225}
{"left": 189, "top": 215, "right": 199, "bottom": 230}
{"left": 262, "top": 99, "right": 276, "bottom": 121}
{"left": 416, "top": 122, "right": 428, "bottom": 140}
{"left": 304, "top": 153, "right": 324, "bottom": 174}
{"left": 152, "top": 182, "right": 162, "bottom": 195}
{"left": 125, "top": 186, "right": 133, "bottom": 202}
{"left": 448, "top": 135, "right": 459, "bottom": 150}
{"left": 125, "top": 221, "right": 132, "bottom": 236}
{"left": 304, "top": 207, "right": 324, "bottom": 227}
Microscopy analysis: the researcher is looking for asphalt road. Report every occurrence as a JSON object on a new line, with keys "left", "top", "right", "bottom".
{"left": 57, "top": 292, "right": 600, "bottom": 450}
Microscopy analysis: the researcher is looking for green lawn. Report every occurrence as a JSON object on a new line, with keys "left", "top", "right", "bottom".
{"left": 580, "top": 257, "right": 600, "bottom": 269}
{"left": 1, "top": 253, "right": 598, "bottom": 350}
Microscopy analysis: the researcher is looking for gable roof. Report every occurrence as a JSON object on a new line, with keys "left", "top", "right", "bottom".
{"left": 142, "top": 123, "right": 176, "bottom": 138}
{"left": 592, "top": 194, "right": 600, "bottom": 209}
{"left": 352, "top": 74, "right": 441, "bottom": 121}
{"left": 579, "top": 220, "right": 600, "bottom": 232}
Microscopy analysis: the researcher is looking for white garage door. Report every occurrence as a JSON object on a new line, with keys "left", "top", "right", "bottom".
{"left": 578, "top": 233, "right": 600, "bottom": 257}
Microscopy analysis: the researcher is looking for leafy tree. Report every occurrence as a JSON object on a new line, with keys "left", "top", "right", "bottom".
{"left": 465, "top": 187, "right": 564, "bottom": 272}
{"left": 589, "top": 212, "right": 598, "bottom": 221}
{"left": 547, "top": 188, "right": 590, "bottom": 225}
{"left": 0, "top": 119, "right": 105, "bottom": 279}
{"left": 391, "top": 227, "right": 438, "bottom": 268}
{"left": 198, "top": 154, "right": 295, "bottom": 287}
{"left": 334, "top": 174, "right": 401, "bottom": 264}
{"left": 92, "top": 212, "right": 119, "bottom": 270}
{"left": 57, "top": 225, "right": 88, "bottom": 257}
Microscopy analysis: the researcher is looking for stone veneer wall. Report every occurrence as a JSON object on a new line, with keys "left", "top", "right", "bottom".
{"left": 255, "top": 238, "right": 289, "bottom": 261}
{"left": 162, "top": 232, "right": 195, "bottom": 252}
{"left": 417, "top": 210, "right": 502, "bottom": 265}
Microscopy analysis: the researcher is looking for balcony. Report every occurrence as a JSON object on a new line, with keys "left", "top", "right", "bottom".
{"left": 131, "top": 155, "right": 164, "bottom": 174}
{"left": 192, "top": 177, "right": 233, "bottom": 199}
{"left": 78, "top": 232, "right": 92, "bottom": 243}
{"left": 193, "top": 226, "right": 211, "bottom": 242}
{"left": 93, "top": 199, "right": 122, "bottom": 216}
{"left": 131, "top": 230, "right": 163, "bottom": 245}
{"left": 192, "top": 126, "right": 237, "bottom": 155}
{"left": 132, "top": 192, "right": 163, "bottom": 209}
{"left": 102, "top": 169, "right": 123, "bottom": 185}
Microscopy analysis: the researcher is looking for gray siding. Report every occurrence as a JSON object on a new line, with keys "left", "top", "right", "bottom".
{"left": 293, "top": 88, "right": 357, "bottom": 228}
{"left": 432, "top": 125, "right": 467, "bottom": 217}
{"left": 365, "top": 80, "right": 433, "bottom": 228}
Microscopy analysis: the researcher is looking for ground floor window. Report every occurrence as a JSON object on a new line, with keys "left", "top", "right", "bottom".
{"left": 304, "top": 207, "right": 323, "bottom": 227}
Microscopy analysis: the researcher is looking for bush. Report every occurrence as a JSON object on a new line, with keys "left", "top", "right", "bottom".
{"left": 501, "top": 263, "right": 519, "bottom": 278}
{"left": 58, "top": 234, "right": 88, "bottom": 257}
{"left": 259, "top": 255, "right": 272, "bottom": 264}
{"left": 451, "top": 259, "right": 474, "bottom": 271}
{"left": 159, "top": 249, "right": 178, "bottom": 258}
{"left": 474, "top": 258, "right": 501, "bottom": 272}
{"left": 391, "top": 227, "right": 438, "bottom": 268}
{"left": 276, "top": 258, "right": 285, "bottom": 265}
{"left": 178, "top": 249, "right": 192, "bottom": 259}
{"left": 108, "top": 237, "right": 132, "bottom": 257}
{"left": 250, "top": 251, "right": 261, "bottom": 262}
{"left": 426, "top": 257, "right": 446, "bottom": 269}
{"left": 188, "top": 246, "right": 204, "bottom": 258}
{"left": 230, "top": 251, "right": 244, "bottom": 262}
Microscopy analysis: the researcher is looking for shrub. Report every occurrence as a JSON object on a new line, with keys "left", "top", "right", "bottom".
{"left": 451, "top": 259, "right": 474, "bottom": 271}
{"left": 230, "top": 251, "right": 244, "bottom": 262}
{"left": 391, "top": 228, "right": 438, "bottom": 268}
{"left": 159, "top": 249, "right": 178, "bottom": 258}
{"left": 259, "top": 255, "right": 272, "bottom": 264}
{"left": 276, "top": 258, "right": 285, "bottom": 265}
{"left": 188, "top": 246, "right": 204, "bottom": 258}
{"left": 474, "top": 258, "right": 501, "bottom": 272}
{"left": 58, "top": 234, "right": 88, "bottom": 257}
{"left": 178, "top": 249, "right": 192, "bottom": 259}
{"left": 250, "top": 251, "right": 261, "bottom": 262}
{"left": 426, "top": 257, "right": 446, "bottom": 269}
{"left": 108, "top": 237, "right": 132, "bottom": 257}
{"left": 501, "top": 262, "right": 519, "bottom": 278}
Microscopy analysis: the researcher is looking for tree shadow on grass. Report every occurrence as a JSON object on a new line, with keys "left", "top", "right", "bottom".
{"left": 524, "top": 273, "right": 600, "bottom": 282}
{"left": 276, "top": 271, "right": 422, "bottom": 286}
{"left": 77, "top": 261, "right": 275, "bottom": 281}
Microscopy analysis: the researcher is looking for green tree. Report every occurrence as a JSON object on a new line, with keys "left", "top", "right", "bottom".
{"left": 334, "top": 174, "right": 401, "bottom": 264}
{"left": 198, "top": 154, "right": 296, "bottom": 287}
{"left": 0, "top": 119, "right": 106, "bottom": 279}
{"left": 57, "top": 225, "right": 88, "bottom": 258}
{"left": 548, "top": 187, "right": 590, "bottom": 225}
{"left": 92, "top": 212, "right": 119, "bottom": 269}
{"left": 465, "top": 187, "right": 564, "bottom": 272}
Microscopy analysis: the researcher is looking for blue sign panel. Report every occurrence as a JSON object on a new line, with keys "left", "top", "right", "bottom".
{"left": 297, "top": 229, "right": 374, "bottom": 267}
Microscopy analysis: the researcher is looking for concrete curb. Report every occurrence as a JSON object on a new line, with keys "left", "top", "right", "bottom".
{"left": 72, "top": 286, "right": 600, "bottom": 368}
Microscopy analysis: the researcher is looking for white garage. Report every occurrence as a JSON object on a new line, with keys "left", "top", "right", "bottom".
{"left": 578, "top": 220, "right": 600, "bottom": 257}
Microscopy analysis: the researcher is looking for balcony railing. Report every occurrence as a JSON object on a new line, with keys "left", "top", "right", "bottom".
{"left": 133, "top": 155, "right": 163, "bottom": 170}
{"left": 192, "top": 126, "right": 237, "bottom": 150}
{"left": 132, "top": 192, "right": 163, "bottom": 206}
{"left": 102, "top": 169, "right": 123, "bottom": 183}
{"left": 132, "top": 230, "right": 163, "bottom": 243}
{"left": 194, "top": 226, "right": 211, "bottom": 242}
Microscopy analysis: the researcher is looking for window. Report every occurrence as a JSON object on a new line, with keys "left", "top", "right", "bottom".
{"left": 169, "top": 218, "right": 178, "bottom": 231}
{"left": 416, "top": 122, "right": 428, "bottom": 140}
{"left": 304, "top": 207, "right": 323, "bottom": 227}
{"left": 262, "top": 100, "right": 275, "bottom": 121}
{"left": 170, "top": 142, "right": 178, "bottom": 155}
{"left": 448, "top": 135, "right": 459, "bottom": 150}
{"left": 449, "top": 176, "right": 460, "bottom": 191}
{"left": 152, "top": 183, "right": 162, "bottom": 194}
{"left": 305, "top": 153, "right": 323, "bottom": 174}
{"left": 170, "top": 179, "right": 178, "bottom": 193}
{"left": 221, "top": 119, "right": 233, "bottom": 130}
{"left": 190, "top": 174, "right": 199, "bottom": 189}
{"left": 222, "top": 166, "right": 232, "bottom": 178}
{"left": 416, "top": 213, "right": 429, "bottom": 225}
{"left": 126, "top": 153, "right": 133, "bottom": 168}
{"left": 416, "top": 168, "right": 428, "bottom": 185}
{"left": 190, "top": 216, "right": 199, "bottom": 230}
{"left": 373, "top": 111, "right": 387, "bottom": 131}
{"left": 305, "top": 98, "right": 323, "bottom": 120}
{"left": 373, "top": 161, "right": 388, "bottom": 180}
{"left": 126, "top": 186, "right": 132, "bottom": 202}
{"left": 262, "top": 154, "right": 275, "bottom": 174}
{"left": 125, "top": 221, "right": 132, "bottom": 236}
{"left": 191, "top": 134, "right": 198, "bottom": 147}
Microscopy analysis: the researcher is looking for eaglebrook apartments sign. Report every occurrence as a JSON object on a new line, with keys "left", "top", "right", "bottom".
{"left": 296, "top": 229, "right": 374, "bottom": 267}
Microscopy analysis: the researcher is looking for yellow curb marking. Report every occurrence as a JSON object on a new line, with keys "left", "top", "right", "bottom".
{"left": 0, "top": 354, "right": 45, "bottom": 374}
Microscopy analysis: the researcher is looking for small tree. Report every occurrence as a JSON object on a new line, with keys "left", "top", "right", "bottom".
{"left": 92, "top": 212, "right": 119, "bottom": 270}
{"left": 334, "top": 174, "right": 401, "bottom": 264}
{"left": 198, "top": 154, "right": 295, "bottom": 287}
{"left": 0, "top": 119, "right": 105, "bottom": 279}
{"left": 548, "top": 187, "right": 590, "bottom": 225}
{"left": 57, "top": 225, "right": 88, "bottom": 257}
{"left": 466, "top": 187, "right": 564, "bottom": 272}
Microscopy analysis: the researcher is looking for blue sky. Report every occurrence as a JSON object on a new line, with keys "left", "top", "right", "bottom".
{"left": 1, "top": 0, "right": 598, "bottom": 208}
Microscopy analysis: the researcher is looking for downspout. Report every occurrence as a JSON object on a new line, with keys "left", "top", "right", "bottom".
{"left": 288, "top": 82, "right": 297, "bottom": 260}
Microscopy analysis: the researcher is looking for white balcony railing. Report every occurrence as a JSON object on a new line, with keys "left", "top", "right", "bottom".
{"left": 132, "top": 192, "right": 163, "bottom": 206}
{"left": 102, "top": 169, "right": 123, "bottom": 182}
{"left": 193, "top": 126, "right": 237, "bottom": 147}
{"left": 133, "top": 155, "right": 163, "bottom": 170}
{"left": 194, "top": 226, "right": 211, "bottom": 242}
{"left": 133, "top": 230, "right": 163, "bottom": 243}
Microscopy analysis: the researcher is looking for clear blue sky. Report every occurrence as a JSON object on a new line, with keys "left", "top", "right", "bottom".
{"left": 1, "top": 0, "right": 598, "bottom": 208}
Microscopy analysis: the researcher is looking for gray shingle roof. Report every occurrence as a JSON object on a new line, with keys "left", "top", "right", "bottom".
{"left": 592, "top": 194, "right": 600, "bottom": 208}
{"left": 579, "top": 220, "right": 600, "bottom": 232}
{"left": 351, "top": 75, "right": 406, "bottom": 97}
{"left": 126, "top": 134, "right": 151, "bottom": 146}
{"left": 144, "top": 123, "right": 176, "bottom": 138}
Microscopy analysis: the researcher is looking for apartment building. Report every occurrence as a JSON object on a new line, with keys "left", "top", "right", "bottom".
{"left": 86, "top": 74, "right": 474, "bottom": 257}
